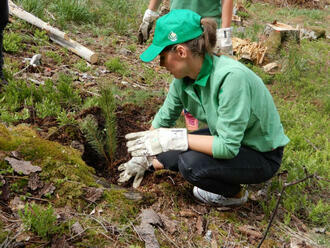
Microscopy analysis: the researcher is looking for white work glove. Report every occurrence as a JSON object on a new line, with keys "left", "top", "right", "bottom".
{"left": 118, "top": 156, "right": 153, "bottom": 188}
{"left": 214, "top": 27, "right": 233, "bottom": 55}
{"left": 138, "top": 9, "right": 159, "bottom": 44}
{"left": 126, "top": 128, "right": 188, "bottom": 157}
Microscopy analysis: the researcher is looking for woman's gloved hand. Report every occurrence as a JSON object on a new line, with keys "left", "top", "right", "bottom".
{"left": 138, "top": 9, "right": 159, "bottom": 44}
{"left": 118, "top": 156, "right": 152, "bottom": 188}
{"left": 214, "top": 27, "right": 233, "bottom": 55}
{"left": 126, "top": 128, "right": 188, "bottom": 157}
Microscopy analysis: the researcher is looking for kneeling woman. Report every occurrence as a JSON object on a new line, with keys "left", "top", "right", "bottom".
{"left": 118, "top": 9, "right": 289, "bottom": 206}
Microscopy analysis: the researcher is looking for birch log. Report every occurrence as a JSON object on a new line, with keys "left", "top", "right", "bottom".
{"left": 8, "top": 0, "right": 98, "bottom": 64}
{"left": 8, "top": 0, "right": 68, "bottom": 40}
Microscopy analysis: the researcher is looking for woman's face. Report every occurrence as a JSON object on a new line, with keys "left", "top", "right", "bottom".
{"left": 159, "top": 46, "right": 189, "bottom": 79}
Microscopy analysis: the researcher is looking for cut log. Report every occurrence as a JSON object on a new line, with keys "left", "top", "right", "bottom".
{"left": 264, "top": 21, "right": 300, "bottom": 43}
{"left": 8, "top": 0, "right": 98, "bottom": 64}
{"left": 8, "top": 0, "right": 68, "bottom": 40}
{"left": 50, "top": 36, "right": 98, "bottom": 64}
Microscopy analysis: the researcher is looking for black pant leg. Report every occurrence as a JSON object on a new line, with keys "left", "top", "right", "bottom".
{"left": 156, "top": 128, "right": 211, "bottom": 171}
{"left": 0, "top": 28, "right": 4, "bottom": 79}
{"left": 178, "top": 146, "right": 282, "bottom": 197}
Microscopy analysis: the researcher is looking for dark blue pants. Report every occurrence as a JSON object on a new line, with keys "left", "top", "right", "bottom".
{"left": 156, "top": 129, "right": 283, "bottom": 197}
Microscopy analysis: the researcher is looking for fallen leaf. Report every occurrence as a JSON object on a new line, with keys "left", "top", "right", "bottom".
{"left": 28, "top": 173, "right": 43, "bottom": 191}
{"left": 51, "top": 235, "right": 69, "bottom": 248}
{"left": 84, "top": 187, "right": 104, "bottom": 202}
{"left": 196, "top": 215, "right": 204, "bottom": 235}
{"left": 136, "top": 208, "right": 162, "bottom": 248}
{"left": 158, "top": 213, "right": 178, "bottom": 234}
{"left": 9, "top": 196, "right": 25, "bottom": 211}
{"left": 179, "top": 209, "right": 196, "bottom": 217}
{"left": 238, "top": 225, "right": 263, "bottom": 239}
{"left": 71, "top": 221, "right": 84, "bottom": 235}
{"left": 5, "top": 157, "right": 42, "bottom": 175}
{"left": 140, "top": 208, "right": 163, "bottom": 226}
{"left": 38, "top": 183, "right": 56, "bottom": 197}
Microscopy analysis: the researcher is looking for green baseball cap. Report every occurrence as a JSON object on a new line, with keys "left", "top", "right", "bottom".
{"left": 140, "top": 9, "right": 203, "bottom": 62}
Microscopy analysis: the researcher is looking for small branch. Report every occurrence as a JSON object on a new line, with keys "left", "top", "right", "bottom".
{"left": 158, "top": 227, "right": 180, "bottom": 248}
{"left": 21, "top": 195, "right": 50, "bottom": 202}
{"left": 304, "top": 138, "right": 319, "bottom": 151}
{"left": 66, "top": 228, "right": 89, "bottom": 241}
{"left": 13, "top": 65, "right": 29, "bottom": 77}
{"left": 129, "top": 221, "right": 143, "bottom": 241}
{"left": 257, "top": 173, "right": 315, "bottom": 248}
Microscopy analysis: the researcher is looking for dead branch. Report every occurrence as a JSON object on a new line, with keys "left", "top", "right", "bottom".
{"left": 8, "top": 0, "right": 98, "bottom": 64}
{"left": 257, "top": 172, "right": 317, "bottom": 248}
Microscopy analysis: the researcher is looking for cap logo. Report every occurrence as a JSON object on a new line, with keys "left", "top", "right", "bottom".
{"left": 168, "top": 31, "right": 177, "bottom": 42}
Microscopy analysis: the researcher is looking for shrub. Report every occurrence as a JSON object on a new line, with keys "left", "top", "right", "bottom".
{"left": 3, "top": 32, "right": 25, "bottom": 53}
{"left": 52, "top": 0, "right": 94, "bottom": 24}
{"left": 19, "top": 203, "right": 60, "bottom": 239}
{"left": 105, "top": 57, "right": 127, "bottom": 76}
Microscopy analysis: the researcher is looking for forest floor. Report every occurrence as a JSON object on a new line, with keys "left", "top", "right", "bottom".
{"left": 0, "top": 0, "right": 329, "bottom": 247}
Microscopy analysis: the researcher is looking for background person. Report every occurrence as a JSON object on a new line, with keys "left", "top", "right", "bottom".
{"left": 0, "top": 0, "right": 9, "bottom": 87}
{"left": 118, "top": 9, "right": 289, "bottom": 207}
{"left": 138, "top": 0, "right": 234, "bottom": 56}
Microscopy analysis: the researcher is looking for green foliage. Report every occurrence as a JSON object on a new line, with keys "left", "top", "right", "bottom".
{"left": 98, "top": 84, "right": 117, "bottom": 165}
{"left": 105, "top": 57, "right": 127, "bottom": 76}
{"left": 45, "top": 51, "right": 63, "bottom": 64}
{"left": 17, "top": 0, "right": 46, "bottom": 19}
{"left": 3, "top": 32, "right": 25, "bottom": 53}
{"left": 98, "top": 0, "right": 147, "bottom": 35}
{"left": 237, "top": 10, "right": 249, "bottom": 19}
{"left": 51, "top": 0, "right": 95, "bottom": 25}
{"left": 57, "top": 111, "right": 78, "bottom": 126}
{"left": 234, "top": 21, "right": 263, "bottom": 42}
{"left": 19, "top": 203, "right": 60, "bottom": 239}
{"left": 126, "top": 44, "right": 137, "bottom": 53}
{"left": 0, "top": 74, "right": 81, "bottom": 123}
{"left": 142, "top": 64, "right": 158, "bottom": 86}
{"left": 73, "top": 59, "right": 91, "bottom": 72}
{"left": 245, "top": 63, "right": 273, "bottom": 85}
{"left": 79, "top": 84, "right": 117, "bottom": 166}
{"left": 34, "top": 29, "right": 49, "bottom": 45}
{"left": 309, "top": 200, "right": 330, "bottom": 226}
{"left": 80, "top": 114, "right": 108, "bottom": 159}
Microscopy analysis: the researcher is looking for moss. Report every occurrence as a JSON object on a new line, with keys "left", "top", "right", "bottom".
{"left": 0, "top": 124, "right": 98, "bottom": 208}
{"left": 103, "top": 189, "right": 139, "bottom": 224}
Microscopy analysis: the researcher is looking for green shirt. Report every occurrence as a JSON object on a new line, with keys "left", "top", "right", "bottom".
{"left": 152, "top": 55, "right": 290, "bottom": 159}
{"left": 170, "top": 0, "right": 222, "bottom": 26}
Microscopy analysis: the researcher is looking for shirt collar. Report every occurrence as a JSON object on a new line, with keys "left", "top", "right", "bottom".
{"left": 193, "top": 53, "right": 213, "bottom": 87}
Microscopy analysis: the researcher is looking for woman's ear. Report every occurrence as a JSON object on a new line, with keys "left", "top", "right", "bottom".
{"left": 175, "top": 45, "right": 188, "bottom": 58}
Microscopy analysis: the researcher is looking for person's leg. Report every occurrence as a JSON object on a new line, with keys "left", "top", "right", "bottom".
{"left": 0, "top": 28, "right": 5, "bottom": 79}
{"left": 0, "top": 25, "right": 8, "bottom": 86}
{"left": 155, "top": 128, "right": 211, "bottom": 171}
{"left": 178, "top": 146, "right": 283, "bottom": 197}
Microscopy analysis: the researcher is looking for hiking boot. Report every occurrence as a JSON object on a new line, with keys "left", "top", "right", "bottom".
{"left": 193, "top": 186, "right": 248, "bottom": 206}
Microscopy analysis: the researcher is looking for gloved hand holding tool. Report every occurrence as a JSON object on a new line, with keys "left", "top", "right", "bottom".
{"left": 118, "top": 156, "right": 153, "bottom": 188}
{"left": 138, "top": 9, "right": 159, "bottom": 44}
{"left": 126, "top": 128, "right": 189, "bottom": 157}
{"left": 214, "top": 27, "right": 233, "bottom": 56}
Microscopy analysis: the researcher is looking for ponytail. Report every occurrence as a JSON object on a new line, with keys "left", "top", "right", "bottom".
{"left": 184, "top": 18, "right": 217, "bottom": 57}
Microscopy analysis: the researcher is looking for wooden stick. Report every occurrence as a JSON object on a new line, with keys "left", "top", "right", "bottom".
{"left": 8, "top": 0, "right": 68, "bottom": 40}
{"left": 8, "top": 0, "right": 98, "bottom": 64}
{"left": 49, "top": 35, "right": 98, "bottom": 64}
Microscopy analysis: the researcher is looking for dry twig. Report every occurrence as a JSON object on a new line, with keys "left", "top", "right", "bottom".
{"left": 257, "top": 172, "right": 319, "bottom": 248}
